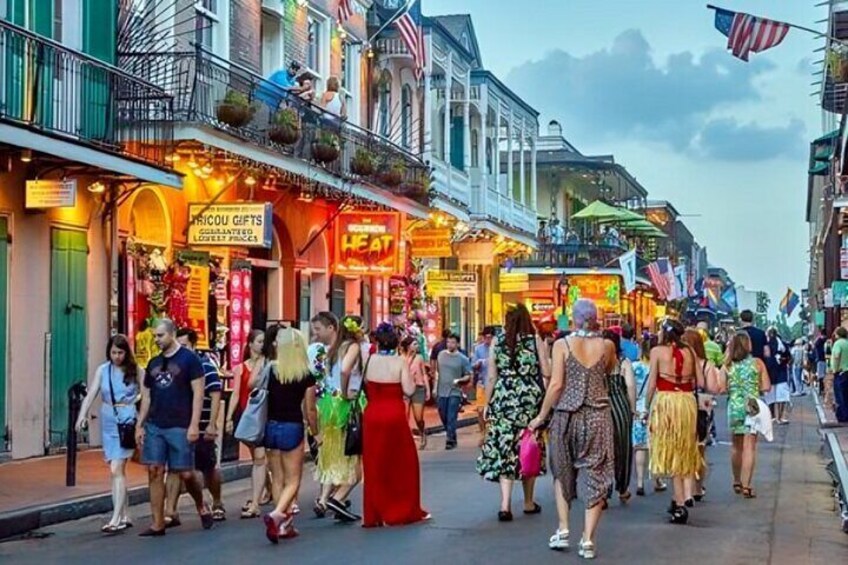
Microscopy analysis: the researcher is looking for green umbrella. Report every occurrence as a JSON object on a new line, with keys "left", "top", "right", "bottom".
{"left": 571, "top": 201, "right": 643, "bottom": 222}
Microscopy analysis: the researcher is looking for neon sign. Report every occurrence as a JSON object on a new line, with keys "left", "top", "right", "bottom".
{"left": 334, "top": 212, "right": 400, "bottom": 276}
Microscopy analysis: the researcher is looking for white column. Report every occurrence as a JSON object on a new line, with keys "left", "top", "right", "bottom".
{"left": 479, "top": 87, "right": 488, "bottom": 181}
{"left": 519, "top": 120, "right": 526, "bottom": 206}
{"left": 423, "top": 71, "right": 432, "bottom": 162}
{"left": 506, "top": 110, "right": 513, "bottom": 198}
{"left": 493, "top": 112, "right": 500, "bottom": 194}
{"left": 463, "top": 72, "right": 471, "bottom": 173}
{"left": 444, "top": 53, "right": 453, "bottom": 193}
{"left": 531, "top": 136, "right": 538, "bottom": 211}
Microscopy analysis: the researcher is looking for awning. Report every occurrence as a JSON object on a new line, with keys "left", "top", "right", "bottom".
{"left": 572, "top": 201, "right": 643, "bottom": 222}
{"left": 809, "top": 162, "right": 830, "bottom": 176}
{"left": 813, "top": 129, "right": 840, "bottom": 144}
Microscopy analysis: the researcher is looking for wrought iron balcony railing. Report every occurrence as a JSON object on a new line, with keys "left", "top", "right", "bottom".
{"left": 0, "top": 18, "right": 174, "bottom": 168}
{"left": 511, "top": 243, "right": 649, "bottom": 273}
{"left": 123, "top": 47, "right": 430, "bottom": 204}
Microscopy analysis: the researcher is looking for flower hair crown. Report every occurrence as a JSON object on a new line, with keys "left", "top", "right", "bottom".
{"left": 343, "top": 317, "right": 362, "bottom": 333}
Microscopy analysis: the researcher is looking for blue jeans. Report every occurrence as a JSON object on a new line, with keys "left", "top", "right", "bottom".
{"left": 438, "top": 395, "right": 462, "bottom": 445}
{"left": 791, "top": 365, "right": 805, "bottom": 394}
{"left": 835, "top": 372, "right": 848, "bottom": 422}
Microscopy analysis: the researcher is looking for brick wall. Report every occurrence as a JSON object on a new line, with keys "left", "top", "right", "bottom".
{"left": 230, "top": 0, "right": 262, "bottom": 70}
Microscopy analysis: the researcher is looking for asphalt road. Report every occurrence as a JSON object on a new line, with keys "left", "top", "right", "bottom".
{"left": 1, "top": 398, "right": 846, "bottom": 564}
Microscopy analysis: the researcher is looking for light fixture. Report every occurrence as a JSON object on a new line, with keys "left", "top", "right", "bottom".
{"left": 187, "top": 155, "right": 199, "bottom": 169}
{"left": 20, "top": 149, "right": 32, "bottom": 163}
{"left": 244, "top": 175, "right": 257, "bottom": 186}
{"left": 87, "top": 181, "right": 106, "bottom": 194}
{"left": 298, "top": 187, "right": 314, "bottom": 202}
{"left": 201, "top": 163, "right": 214, "bottom": 175}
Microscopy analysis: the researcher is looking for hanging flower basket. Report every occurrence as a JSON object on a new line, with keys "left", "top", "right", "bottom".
{"left": 216, "top": 90, "right": 255, "bottom": 128}
{"left": 269, "top": 108, "right": 301, "bottom": 145}
{"left": 311, "top": 131, "right": 340, "bottom": 164}
{"left": 378, "top": 161, "right": 405, "bottom": 187}
{"left": 350, "top": 148, "right": 376, "bottom": 176}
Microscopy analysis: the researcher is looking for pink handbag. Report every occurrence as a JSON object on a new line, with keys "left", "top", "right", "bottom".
{"left": 518, "top": 428, "right": 542, "bottom": 478}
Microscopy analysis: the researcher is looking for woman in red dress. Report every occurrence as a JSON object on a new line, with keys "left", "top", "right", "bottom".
{"left": 362, "top": 323, "right": 430, "bottom": 527}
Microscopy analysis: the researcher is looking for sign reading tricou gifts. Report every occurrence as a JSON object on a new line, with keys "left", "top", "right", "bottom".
{"left": 187, "top": 203, "right": 273, "bottom": 248}
{"left": 334, "top": 211, "right": 400, "bottom": 276}
{"left": 425, "top": 270, "right": 478, "bottom": 298}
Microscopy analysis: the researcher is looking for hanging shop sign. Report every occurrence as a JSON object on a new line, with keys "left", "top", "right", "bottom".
{"left": 178, "top": 251, "right": 211, "bottom": 350}
{"left": 499, "top": 272, "right": 530, "bottom": 294}
{"left": 455, "top": 241, "right": 497, "bottom": 266}
{"left": 841, "top": 248, "right": 848, "bottom": 280}
{"left": 187, "top": 203, "right": 273, "bottom": 248}
{"left": 425, "top": 270, "right": 478, "bottom": 298}
{"left": 228, "top": 262, "right": 253, "bottom": 368}
{"left": 25, "top": 179, "right": 77, "bottom": 208}
{"left": 334, "top": 212, "right": 400, "bottom": 276}
{"left": 564, "top": 275, "right": 621, "bottom": 310}
{"left": 526, "top": 298, "right": 557, "bottom": 321}
{"left": 409, "top": 228, "right": 453, "bottom": 258}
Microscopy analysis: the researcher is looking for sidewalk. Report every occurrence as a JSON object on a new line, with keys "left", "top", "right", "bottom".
{"left": 0, "top": 403, "right": 475, "bottom": 540}
{"left": 810, "top": 388, "right": 848, "bottom": 534}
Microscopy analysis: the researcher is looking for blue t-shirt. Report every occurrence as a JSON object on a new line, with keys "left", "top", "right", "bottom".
{"left": 254, "top": 69, "right": 295, "bottom": 108}
{"left": 473, "top": 343, "right": 490, "bottom": 386}
{"left": 621, "top": 339, "right": 640, "bottom": 363}
{"left": 145, "top": 346, "right": 204, "bottom": 429}
{"left": 743, "top": 326, "right": 768, "bottom": 361}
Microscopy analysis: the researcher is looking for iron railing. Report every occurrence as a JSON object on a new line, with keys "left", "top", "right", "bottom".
{"left": 512, "top": 243, "right": 650, "bottom": 273}
{"left": 0, "top": 18, "right": 174, "bottom": 168}
{"left": 123, "top": 47, "right": 430, "bottom": 203}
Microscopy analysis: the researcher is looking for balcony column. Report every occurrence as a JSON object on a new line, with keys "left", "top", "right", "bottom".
{"left": 493, "top": 110, "right": 501, "bottom": 194}
{"left": 506, "top": 110, "right": 514, "bottom": 199}
{"left": 479, "top": 86, "right": 489, "bottom": 208}
{"left": 531, "top": 136, "right": 538, "bottom": 212}
{"left": 519, "top": 119, "right": 526, "bottom": 207}
{"left": 423, "top": 70, "right": 432, "bottom": 163}
{"left": 444, "top": 52, "right": 453, "bottom": 191}
{"left": 463, "top": 96, "right": 471, "bottom": 172}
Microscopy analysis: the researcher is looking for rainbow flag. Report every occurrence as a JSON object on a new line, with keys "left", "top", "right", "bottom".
{"left": 779, "top": 288, "right": 799, "bottom": 316}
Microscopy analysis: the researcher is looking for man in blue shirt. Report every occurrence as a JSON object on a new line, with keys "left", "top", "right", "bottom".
{"left": 620, "top": 323, "right": 640, "bottom": 363}
{"left": 254, "top": 60, "right": 303, "bottom": 110}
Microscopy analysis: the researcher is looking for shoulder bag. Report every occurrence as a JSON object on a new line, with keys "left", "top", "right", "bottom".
{"left": 108, "top": 365, "right": 137, "bottom": 450}
{"left": 344, "top": 355, "right": 371, "bottom": 457}
{"left": 234, "top": 363, "right": 272, "bottom": 445}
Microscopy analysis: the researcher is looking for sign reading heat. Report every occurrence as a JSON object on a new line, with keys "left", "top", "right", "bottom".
{"left": 334, "top": 211, "right": 400, "bottom": 276}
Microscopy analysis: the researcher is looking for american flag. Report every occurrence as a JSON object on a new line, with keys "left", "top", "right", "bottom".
{"left": 647, "top": 259, "right": 671, "bottom": 300}
{"left": 395, "top": 5, "right": 426, "bottom": 79}
{"left": 338, "top": 0, "right": 354, "bottom": 23}
{"left": 713, "top": 8, "right": 789, "bottom": 62}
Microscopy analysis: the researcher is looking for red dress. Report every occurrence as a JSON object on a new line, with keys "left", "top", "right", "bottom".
{"left": 362, "top": 381, "right": 429, "bottom": 527}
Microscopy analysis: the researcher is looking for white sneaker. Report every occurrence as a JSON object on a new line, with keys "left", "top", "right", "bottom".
{"left": 548, "top": 529, "right": 569, "bottom": 550}
{"left": 578, "top": 539, "right": 596, "bottom": 559}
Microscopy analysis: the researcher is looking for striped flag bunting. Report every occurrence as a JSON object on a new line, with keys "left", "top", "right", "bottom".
{"left": 647, "top": 259, "right": 672, "bottom": 300}
{"left": 395, "top": 4, "right": 426, "bottom": 79}
{"left": 338, "top": 0, "right": 354, "bottom": 23}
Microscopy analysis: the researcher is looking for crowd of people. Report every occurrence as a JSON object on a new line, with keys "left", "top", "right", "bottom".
{"left": 77, "top": 302, "right": 825, "bottom": 558}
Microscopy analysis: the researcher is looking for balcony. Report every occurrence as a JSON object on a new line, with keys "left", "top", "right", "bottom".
{"left": 126, "top": 48, "right": 429, "bottom": 204}
{"left": 511, "top": 243, "right": 649, "bottom": 273}
{"left": 0, "top": 18, "right": 173, "bottom": 169}
{"left": 431, "top": 158, "right": 471, "bottom": 208}
{"left": 470, "top": 183, "right": 536, "bottom": 235}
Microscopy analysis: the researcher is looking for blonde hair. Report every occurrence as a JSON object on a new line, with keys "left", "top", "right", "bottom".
{"left": 326, "top": 76, "right": 340, "bottom": 92}
{"left": 273, "top": 327, "right": 311, "bottom": 383}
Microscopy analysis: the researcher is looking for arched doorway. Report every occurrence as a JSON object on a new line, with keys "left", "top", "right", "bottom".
{"left": 297, "top": 227, "right": 329, "bottom": 328}
{"left": 254, "top": 215, "right": 296, "bottom": 328}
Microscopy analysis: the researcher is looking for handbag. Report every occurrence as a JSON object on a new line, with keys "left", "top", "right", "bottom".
{"left": 518, "top": 428, "right": 542, "bottom": 478}
{"left": 234, "top": 363, "right": 271, "bottom": 445}
{"left": 108, "top": 365, "right": 137, "bottom": 450}
{"left": 695, "top": 361, "right": 709, "bottom": 442}
{"left": 344, "top": 356, "right": 370, "bottom": 457}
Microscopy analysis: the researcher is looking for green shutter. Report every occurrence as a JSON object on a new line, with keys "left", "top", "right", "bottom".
{"left": 450, "top": 116, "right": 464, "bottom": 171}
{"left": 0, "top": 218, "right": 7, "bottom": 450}
{"left": 79, "top": 0, "right": 116, "bottom": 141}
{"left": 50, "top": 229, "right": 88, "bottom": 448}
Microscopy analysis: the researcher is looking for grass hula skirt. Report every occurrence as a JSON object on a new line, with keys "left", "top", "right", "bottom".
{"left": 314, "top": 392, "right": 366, "bottom": 485}
{"left": 649, "top": 391, "right": 703, "bottom": 478}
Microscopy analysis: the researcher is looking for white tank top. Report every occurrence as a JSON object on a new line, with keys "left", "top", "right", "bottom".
{"left": 324, "top": 92, "right": 343, "bottom": 116}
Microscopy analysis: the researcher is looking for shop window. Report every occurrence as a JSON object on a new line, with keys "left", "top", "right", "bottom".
{"left": 471, "top": 129, "right": 479, "bottom": 168}
{"left": 378, "top": 69, "right": 392, "bottom": 138}
{"left": 340, "top": 42, "right": 359, "bottom": 125}
{"left": 194, "top": 0, "right": 229, "bottom": 58}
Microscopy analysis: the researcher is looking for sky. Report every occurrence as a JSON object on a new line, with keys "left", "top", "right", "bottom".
{"left": 423, "top": 0, "right": 829, "bottom": 318}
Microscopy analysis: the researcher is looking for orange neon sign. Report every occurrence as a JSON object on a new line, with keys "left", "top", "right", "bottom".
{"left": 334, "top": 212, "right": 400, "bottom": 276}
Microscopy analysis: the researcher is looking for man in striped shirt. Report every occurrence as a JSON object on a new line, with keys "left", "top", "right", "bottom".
{"left": 164, "top": 328, "right": 225, "bottom": 525}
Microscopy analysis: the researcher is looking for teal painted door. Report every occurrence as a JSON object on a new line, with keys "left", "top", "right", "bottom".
{"left": 0, "top": 219, "right": 7, "bottom": 450}
{"left": 80, "top": 0, "right": 116, "bottom": 141}
{"left": 4, "top": 0, "right": 55, "bottom": 129}
{"left": 50, "top": 229, "right": 87, "bottom": 447}
{"left": 450, "top": 116, "right": 464, "bottom": 170}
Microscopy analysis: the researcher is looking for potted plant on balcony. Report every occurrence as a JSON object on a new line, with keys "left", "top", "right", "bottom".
{"left": 350, "top": 148, "right": 376, "bottom": 176}
{"left": 828, "top": 44, "right": 848, "bottom": 82}
{"left": 378, "top": 159, "right": 405, "bottom": 187}
{"left": 399, "top": 173, "right": 431, "bottom": 198}
{"left": 216, "top": 90, "right": 255, "bottom": 128}
{"left": 269, "top": 107, "right": 300, "bottom": 145}
{"left": 311, "top": 130, "right": 340, "bottom": 164}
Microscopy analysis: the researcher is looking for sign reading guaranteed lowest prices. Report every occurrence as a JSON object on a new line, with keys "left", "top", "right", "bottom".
{"left": 188, "top": 203, "right": 273, "bottom": 248}
{"left": 425, "top": 270, "right": 478, "bottom": 298}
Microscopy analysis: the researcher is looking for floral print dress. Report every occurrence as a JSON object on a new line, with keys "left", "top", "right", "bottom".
{"left": 727, "top": 357, "right": 761, "bottom": 435}
{"left": 477, "top": 330, "right": 546, "bottom": 481}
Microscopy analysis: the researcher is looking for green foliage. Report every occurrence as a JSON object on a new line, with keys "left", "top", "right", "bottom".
{"left": 223, "top": 90, "right": 250, "bottom": 107}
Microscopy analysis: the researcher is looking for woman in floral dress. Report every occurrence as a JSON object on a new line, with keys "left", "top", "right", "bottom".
{"left": 477, "top": 304, "right": 549, "bottom": 521}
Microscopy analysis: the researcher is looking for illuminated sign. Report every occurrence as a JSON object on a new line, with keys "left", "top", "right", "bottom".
{"left": 565, "top": 275, "right": 621, "bottom": 310}
{"left": 334, "top": 212, "right": 400, "bottom": 276}
{"left": 499, "top": 273, "right": 530, "bottom": 293}
{"left": 409, "top": 228, "right": 453, "bottom": 258}
{"left": 26, "top": 179, "right": 77, "bottom": 208}
{"left": 426, "top": 270, "right": 477, "bottom": 298}
{"left": 187, "top": 203, "right": 273, "bottom": 248}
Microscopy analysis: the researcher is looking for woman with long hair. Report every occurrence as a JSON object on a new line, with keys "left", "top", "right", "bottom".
{"left": 681, "top": 329, "right": 719, "bottom": 505}
{"left": 477, "top": 304, "right": 548, "bottom": 521}
{"left": 718, "top": 331, "right": 771, "bottom": 499}
{"left": 75, "top": 334, "right": 141, "bottom": 533}
{"left": 529, "top": 299, "right": 616, "bottom": 559}
{"left": 401, "top": 336, "right": 430, "bottom": 449}
{"left": 646, "top": 319, "right": 704, "bottom": 524}
{"left": 602, "top": 329, "right": 636, "bottom": 504}
{"left": 631, "top": 337, "right": 666, "bottom": 496}
{"left": 362, "top": 323, "right": 430, "bottom": 527}
{"left": 225, "top": 329, "right": 268, "bottom": 518}
{"left": 261, "top": 327, "right": 317, "bottom": 543}
{"left": 314, "top": 316, "right": 364, "bottom": 521}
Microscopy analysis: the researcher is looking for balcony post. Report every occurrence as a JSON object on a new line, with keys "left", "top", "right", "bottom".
{"left": 444, "top": 52, "right": 453, "bottom": 190}
{"left": 506, "top": 109, "right": 513, "bottom": 198}
{"left": 463, "top": 71, "right": 471, "bottom": 172}
{"left": 479, "top": 85, "right": 489, "bottom": 191}
{"left": 531, "top": 136, "right": 538, "bottom": 212}
{"left": 519, "top": 118, "right": 526, "bottom": 206}
{"left": 423, "top": 70, "right": 432, "bottom": 162}
{"left": 493, "top": 107, "right": 501, "bottom": 194}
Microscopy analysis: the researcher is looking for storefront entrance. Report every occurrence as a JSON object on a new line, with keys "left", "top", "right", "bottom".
{"left": 0, "top": 218, "right": 8, "bottom": 450}
{"left": 49, "top": 228, "right": 88, "bottom": 448}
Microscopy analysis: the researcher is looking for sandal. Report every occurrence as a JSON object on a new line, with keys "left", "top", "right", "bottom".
{"left": 578, "top": 539, "right": 596, "bottom": 559}
{"left": 619, "top": 491, "right": 632, "bottom": 503}
{"left": 240, "top": 507, "right": 260, "bottom": 519}
{"left": 733, "top": 483, "right": 743, "bottom": 495}
{"left": 163, "top": 516, "right": 181, "bottom": 529}
{"left": 742, "top": 487, "right": 756, "bottom": 499}
{"left": 101, "top": 523, "right": 123, "bottom": 535}
{"left": 241, "top": 500, "right": 253, "bottom": 512}
{"left": 548, "top": 528, "right": 569, "bottom": 550}
{"left": 523, "top": 502, "right": 542, "bottom": 514}
{"left": 313, "top": 499, "right": 327, "bottom": 518}
{"left": 212, "top": 505, "right": 226, "bottom": 521}
{"left": 694, "top": 487, "right": 706, "bottom": 502}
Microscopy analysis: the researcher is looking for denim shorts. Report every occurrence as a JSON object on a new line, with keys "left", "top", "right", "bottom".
{"left": 141, "top": 423, "right": 194, "bottom": 471}
{"left": 263, "top": 420, "right": 304, "bottom": 452}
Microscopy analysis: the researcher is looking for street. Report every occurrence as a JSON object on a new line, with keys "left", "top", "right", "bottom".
{"left": 1, "top": 399, "right": 845, "bottom": 565}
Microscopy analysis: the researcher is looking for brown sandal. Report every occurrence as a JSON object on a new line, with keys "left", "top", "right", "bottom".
{"left": 733, "top": 483, "right": 743, "bottom": 494}
{"left": 741, "top": 486, "right": 756, "bottom": 499}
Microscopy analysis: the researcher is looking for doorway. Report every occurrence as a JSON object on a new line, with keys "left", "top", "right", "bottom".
{"left": 49, "top": 228, "right": 87, "bottom": 448}
{"left": 0, "top": 218, "right": 8, "bottom": 451}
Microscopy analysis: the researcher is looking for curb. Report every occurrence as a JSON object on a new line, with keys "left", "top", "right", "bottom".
{"left": 0, "top": 461, "right": 251, "bottom": 541}
{"left": 812, "top": 390, "right": 848, "bottom": 533}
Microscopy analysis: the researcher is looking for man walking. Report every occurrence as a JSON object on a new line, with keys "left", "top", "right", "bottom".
{"left": 435, "top": 334, "right": 472, "bottom": 450}
{"left": 135, "top": 320, "right": 212, "bottom": 536}
{"left": 620, "top": 323, "right": 640, "bottom": 363}
{"left": 830, "top": 327, "right": 848, "bottom": 422}
{"left": 472, "top": 327, "right": 495, "bottom": 440}
{"left": 740, "top": 310, "right": 769, "bottom": 362}
{"left": 814, "top": 328, "right": 828, "bottom": 395}
{"left": 163, "top": 328, "right": 224, "bottom": 526}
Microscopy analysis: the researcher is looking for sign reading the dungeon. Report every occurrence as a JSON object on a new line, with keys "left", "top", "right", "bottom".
{"left": 334, "top": 212, "right": 401, "bottom": 276}
{"left": 187, "top": 203, "right": 273, "bottom": 248}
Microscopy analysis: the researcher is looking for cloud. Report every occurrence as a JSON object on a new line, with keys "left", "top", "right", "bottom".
{"left": 506, "top": 29, "right": 783, "bottom": 156}
{"left": 696, "top": 118, "right": 806, "bottom": 161}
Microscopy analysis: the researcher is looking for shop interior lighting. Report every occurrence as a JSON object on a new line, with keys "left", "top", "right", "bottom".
{"left": 187, "top": 155, "right": 199, "bottom": 169}
{"left": 244, "top": 175, "right": 257, "bottom": 186}
{"left": 201, "top": 163, "right": 214, "bottom": 175}
{"left": 87, "top": 181, "right": 106, "bottom": 194}
{"left": 20, "top": 149, "right": 32, "bottom": 163}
